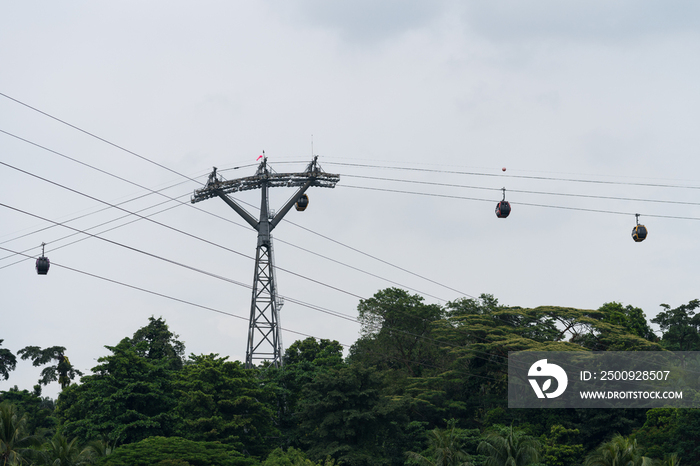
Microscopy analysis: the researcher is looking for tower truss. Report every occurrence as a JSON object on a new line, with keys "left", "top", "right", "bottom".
{"left": 191, "top": 155, "right": 339, "bottom": 368}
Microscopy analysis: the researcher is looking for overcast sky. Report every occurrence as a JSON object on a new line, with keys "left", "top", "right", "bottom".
{"left": 1, "top": 1, "right": 699, "bottom": 399}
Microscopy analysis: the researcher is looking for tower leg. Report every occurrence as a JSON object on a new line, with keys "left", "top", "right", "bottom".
{"left": 245, "top": 242, "right": 282, "bottom": 368}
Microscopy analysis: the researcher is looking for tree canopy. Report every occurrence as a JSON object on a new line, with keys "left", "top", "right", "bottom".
{"left": 3, "top": 292, "right": 697, "bottom": 466}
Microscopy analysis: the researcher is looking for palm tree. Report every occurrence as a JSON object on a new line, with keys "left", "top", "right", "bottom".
{"left": 477, "top": 424, "right": 540, "bottom": 466}
{"left": 80, "top": 439, "right": 115, "bottom": 464}
{"left": 657, "top": 453, "right": 681, "bottom": 466}
{"left": 406, "top": 419, "right": 472, "bottom": 466}
{"left": 583, "top": 434, "right": 654, "bottom": 466}
{"left": 36, "top": 434, "right": 93, "bottom": 466}
{"left": 0, "top": 402, "right": 39, "bottom": 466}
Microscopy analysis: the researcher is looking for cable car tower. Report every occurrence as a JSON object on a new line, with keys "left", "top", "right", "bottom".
{"left": 191, "top": 155, "right": 339, "bottom": 368}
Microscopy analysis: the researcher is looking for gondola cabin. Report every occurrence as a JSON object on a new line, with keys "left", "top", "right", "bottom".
{"left": 495, "top": 200, "right": 511, "bottom": 218}
{"left": 36, "top": 256, "right": 50, "bottom": 275}
{"left": 295, "top": 194, "right": 309, "bottom": 211}
{"left": 632, "top": 224, "right": 648, "bottom": 242}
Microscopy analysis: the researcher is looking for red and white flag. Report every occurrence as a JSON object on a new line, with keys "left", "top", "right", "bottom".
{"left": 256, "top": 154, "right": 263, "bottom": 161}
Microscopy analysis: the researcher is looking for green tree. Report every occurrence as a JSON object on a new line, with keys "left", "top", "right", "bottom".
{"left": 131, "top": 316, "right": 185, "bottom": 371}
{"left": 598, "top": 302, "right": 656, "bottom": 341}
{"left": 95, "top": 436, "right": 256, "bottom": 466}
{"left": 283, "top": 339, "right": 343, "bottom": 368}
{"left": 0, "top": 387, "right": 57, "bottom": 435}
{"left": 56, "top": 337, "right": 176, "bottom": 444}
{"left": 56, "top": 318, "right": 187, "bottom": 445}
{"left": 429, "top": 302, "right": 587, "bottom": 425}
{"left": 651, "top": 300, "right": 700, "bottom": 351}
{"left": 174, "top": 354, "right": 278, "bottom": 457}
{"left": 477, "top": 425, "right": 540, "bottom": 466}
{"left": 0, "top": 341, "right": 16, "bottom": 382}
{"left": 350, "top": 288, "right": 445, "bottom": 377}
{"left": 296, "top": 363, "right": 406, "bottom": 466}
{"left": 538, "top": 425, "right": 585, "bottom": 466}
{"left": 583, "top": 434, "right": 653, "bottom": 466}
{"left": 0, "top": 402, "right": 40, "bottom": 466}
{"left": 262, "top": 447, "right": 315, "bottom": 466}
{"left": 17, "top": 346, "right": 83, "bottom": 389}
{"left": 635, "top": 408, "right": 696, "bottom": 464}
{"left": 405, "top": 420, "right": 472, "bottom": 466}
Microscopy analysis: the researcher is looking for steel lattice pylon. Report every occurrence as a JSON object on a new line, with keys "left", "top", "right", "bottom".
{"left": 191, "top": 155, "right": 339, "bottom": 368}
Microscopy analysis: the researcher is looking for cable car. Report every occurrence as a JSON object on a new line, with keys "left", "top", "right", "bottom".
{"left": 495, "top": 188, "right": 511, "bottom": 218}
{"left": 295, "top": 194, "right": 309, "bottom": 211}
{"left": 632, "top": 214, "right": 647, "bottom": 242}
{"left": 36, "top": 243, "right": 50, "bottom": 275}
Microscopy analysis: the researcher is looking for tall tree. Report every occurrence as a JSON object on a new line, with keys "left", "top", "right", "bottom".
{"left": 0, "top": 341, "right": 16, "bottom": 382}
{"left": 350, "top": 288, "right": 445, "bottom": 377}
{"left": 17, "top": 346, "right": 83, "bottom": 389}
{"left": 635, "top": 408, "right": 697, "bottom": 464}
{"left": 651, "top": 300, "right": 700, "bottom": 351}
{"left": 263, "top": 338, "right": 344, "bottom": 449}
{"left": 56, "top": 338, "right": 177, "bottom": 444}
{"left": 130, "top": 316, "right": 185, "bottom": 371}
{"left": 174, "top": 354, "right": 278, "bottom": 457}
{"left": 56, "top": 318, "right": 187, "bottom": 445}
{"left": 598, "top": 302, "right": 656, "bottom": 341}
{"left": 296, "top": 363, "right": 407, "bottom": 466}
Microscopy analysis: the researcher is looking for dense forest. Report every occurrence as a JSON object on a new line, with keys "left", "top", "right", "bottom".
{"left": 1, "top": 288, "right": 699, "bottom": 466}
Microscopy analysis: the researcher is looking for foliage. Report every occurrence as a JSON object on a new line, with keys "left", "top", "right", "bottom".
{"left": 283, "top": 339, "right": 344, "bottom": 368}
{"left": 262, "top": 448, "right": 338, "bottom": 466}
{"left": 0, "top": 340, "right": 16, "bottom": 382}
{"left": 598, "top": 302, "right": 656, "bottom": 341}
{"left": 583, "top": 434, "right": 653, "bottom": 466}
{"left": 262, "top": 447, "right": 315, "bottom": 465}
{"left": 538, "top": 425, "right": 585, "bottom": 466}
{"left": 5, "top": 291, "right": 691, "bottom": 466}
{"left": 405, "top": 419, "right": 472, "bottom": 466}
{"left": 0, "top": 387, "right": 57, "bottom": 435}
{"left": 656, "top": 453, "right": 682, "bottom": 466}
{"left": 635, "top": 408, "right": 696, "bottom": 463}
{"left": 350, "top": 288, "right": 446, "bottom": 378}
{"left": 0, "top": 401, "right": 40, "bottom": 466}
{"left": 477, "top": 424, "right": 540, "bottom": 466}
{"left": 17, "top": 346, "right": 83, "bottom": 389}
{"left": 56, "top": 318, "right": 189, "bottom": 445}
{"left": 651, "top": 300, "right": 700, "bottom": 351}
{"left": 34, "top": 434, "right": 91, "bottom": 466}
{"left": 296, "top": 362, "right": 406, "bottom": 466}
{"left": 264, "top": 338, "right": 345, "bottom": 449}
{"left": 131, "top": 316, "right": 186, "bottom": 371}
{"left": 95, "top": 436, "right": 257, "bottom": 466}
{"left": 174, "top": 354, "right": 278, "bottom": 457}
{"left": 56, "top": 337, "right": 177, "bottom": 444}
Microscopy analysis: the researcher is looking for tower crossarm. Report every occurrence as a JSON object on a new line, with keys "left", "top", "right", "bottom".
{"left": 191, "top": 171, "right": 339, "bottom": 203}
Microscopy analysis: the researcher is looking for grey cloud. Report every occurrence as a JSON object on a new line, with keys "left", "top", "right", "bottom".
{"left": 464, "top": 1, "right": 700, "bottom": 43}
{"left": 272, "top": 0, "right": 447, "bottom": 44}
